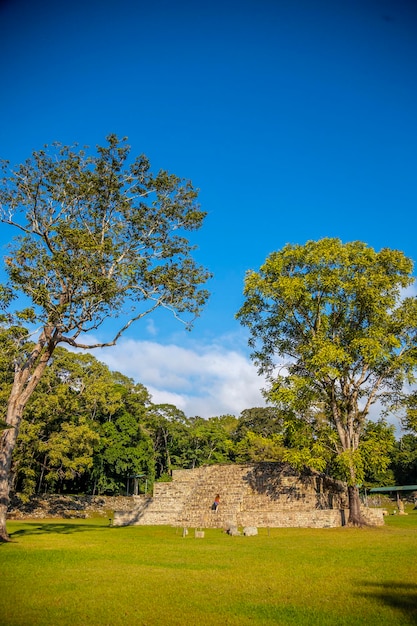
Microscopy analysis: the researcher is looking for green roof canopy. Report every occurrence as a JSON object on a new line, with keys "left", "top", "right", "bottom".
{"left": 369, "top": 485, "right": 417, "bottom": 493}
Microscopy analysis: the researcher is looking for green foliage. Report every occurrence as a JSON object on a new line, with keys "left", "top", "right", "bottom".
{"left": 41, "top": 418, "right": 99, "bottom": 487}
{"left": 234, "top": 407, "right": 284, "bottom": 439}
{"left": 281, "top": 416, "right": 335, "bottom": 473}
{"left": 186, "top": 415, "right": 235, "bottom": 467}
{"left": 234, "top": 431, "right": 285, "bottom": 463}
{"left": 0, "top": 135, "right": 211, "bottom": 341}
{"left": 142, "top": 403, "right": 190, "bottom": 477}
{"left": 390, "top": 433, "right": 417, "bottom": 485}
{"left": 359, "top": 419, "right": 396, "bottom": 487}
{"left": 237, "top": 238, "right": 417, "bottom": 494}
{"left": 0, "top": 418, "right": 11, "bottom": 433}
{"left": 9, "top": 347, "right": 153, "bottom": 497}
{"left": 95, "top": 410, "right": 154, "bottom": 494}
{"left": 401, "top": 390, "right": 417, "bottom": 433}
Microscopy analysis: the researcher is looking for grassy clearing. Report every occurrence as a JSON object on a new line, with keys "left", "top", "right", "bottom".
{"left": 1, "top": 508, "right": 416, "bottom": 626}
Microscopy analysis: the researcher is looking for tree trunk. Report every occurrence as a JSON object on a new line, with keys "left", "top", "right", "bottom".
{"left": 0, "top": 337, "right": 54, "bottom": 542}
{"left": 37, "top": 456, "right": 47, "bottom": 494}
{"left": 0, "top": 425, "right": 19, "bottom": 541}
{"left": 347, "top": 485, "right": 367, "bottom": 526}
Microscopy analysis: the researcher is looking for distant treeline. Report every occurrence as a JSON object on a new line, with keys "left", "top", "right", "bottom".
{"left": 1, "top": 346, "right": 415, "bottom": 499}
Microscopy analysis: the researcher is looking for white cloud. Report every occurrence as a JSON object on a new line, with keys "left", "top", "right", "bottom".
{"left": 145, "top": 318, "right": 158, "bottom": 337}
{"left": 96, "top": 337, "right": 268, "bottom": 418}
{"left": 402, "top": 279, "right": 417, "bottom": 298}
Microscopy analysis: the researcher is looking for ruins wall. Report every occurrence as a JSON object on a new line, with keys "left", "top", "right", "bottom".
{"left": 113, "top": 462, "right": 384, "bottom": 528}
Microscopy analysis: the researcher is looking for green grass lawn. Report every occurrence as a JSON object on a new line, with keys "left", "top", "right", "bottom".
{"left": 1, "top": 508, "right": 416, "bottom": 626}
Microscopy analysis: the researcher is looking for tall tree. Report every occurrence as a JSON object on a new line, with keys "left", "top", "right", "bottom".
{"left": 0, "top": 135, "right": 211, "bottom": 540}
{"left": 390, "top": 434, "right": 417, "bottom": 486}
{"left": 143, "top": 404, "right": 190, "bottom": 478}
{"left": 186, "top": 415, "right": 235, "bottom": 467}
{"left": 234, "top": 407, "right": 285, "bottom": 439}
{"left": 95, "top": 409, "right": 153, "bottom": 495}
{"left": 236, "top": 238, "right": 417, "bottom": 525}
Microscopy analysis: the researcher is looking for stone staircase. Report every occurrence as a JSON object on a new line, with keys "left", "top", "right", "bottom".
{"left": 113, "top": 463, "right": 384, "bottom": 528}
{"left": 179, "top": 464, "right": 250, "bottom": 528}
{"left": 113, "top": 465, "right": 249, "bottom": 528}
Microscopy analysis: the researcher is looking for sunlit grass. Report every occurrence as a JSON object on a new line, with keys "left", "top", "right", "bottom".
{"left": 1, "top": 511, "right": 416, "bottom": 625}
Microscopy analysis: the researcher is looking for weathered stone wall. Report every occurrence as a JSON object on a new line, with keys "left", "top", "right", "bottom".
{"left": 113, "top": 462, "right": 385, "bottom": 528}
{"left": 7, "top": 494, "right": 136, "bottom": 520}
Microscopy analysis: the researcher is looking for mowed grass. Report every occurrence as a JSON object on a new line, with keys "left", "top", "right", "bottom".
{"left": 1, "top": 509, "right": 416, "bottom": 626}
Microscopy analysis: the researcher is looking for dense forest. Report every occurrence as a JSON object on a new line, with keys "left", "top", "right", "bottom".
{"left": 1, "top": 344, "right": 415, "bottom": 500}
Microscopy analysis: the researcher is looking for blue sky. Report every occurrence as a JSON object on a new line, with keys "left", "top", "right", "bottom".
{"left": 1, "top": 0, "right": 416, "bottom": 418}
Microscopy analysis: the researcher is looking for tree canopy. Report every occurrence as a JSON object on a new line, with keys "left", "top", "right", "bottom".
{"left": 236, "top": 238, "right": 417, "bottom": 524}
{"left": 0, "top": 134, "right": 211, "bottom": 345}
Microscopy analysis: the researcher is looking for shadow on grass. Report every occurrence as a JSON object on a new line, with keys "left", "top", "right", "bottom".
{"left": 7, "top": 522, "right": 110, "bottom": 539}
{"left": 357, "top": 580, "right": 417, "bottom": 622}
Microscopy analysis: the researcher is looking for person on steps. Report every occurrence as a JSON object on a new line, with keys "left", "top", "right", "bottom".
{"left": 212, "top": 494, "right": 220, "bottom": 512}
